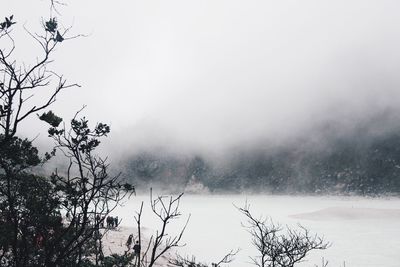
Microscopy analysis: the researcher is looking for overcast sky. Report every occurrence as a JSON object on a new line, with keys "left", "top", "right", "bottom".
{"left": 6, "top": 0, "right": 400, "bottom": 155}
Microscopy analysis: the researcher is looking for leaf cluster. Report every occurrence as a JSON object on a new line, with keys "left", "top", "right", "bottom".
{"left": 44, "top": 17, "right": 64, "bottom": 42}
{"left": 0, "top": 15, "right": 15, "bottom": 31}
{"left": 0, "top": 134, "right": 41, "bottom": 172}
{"left": 39, "top": 110, "right": 63, "bottom": 127}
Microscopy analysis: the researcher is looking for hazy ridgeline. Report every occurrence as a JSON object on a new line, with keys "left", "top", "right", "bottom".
{"left": 9, "top": 0, "right": 400, "bottom": 197}
{"left": 118, "top": 112, "right": 400, "bottom": 195}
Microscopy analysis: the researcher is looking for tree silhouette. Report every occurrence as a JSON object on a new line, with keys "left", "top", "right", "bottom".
{"left": 0, "top": 3, "right": 134, "bottom": 266}
{"left": 238, "top": 203, "right": 329, "bottom": 267}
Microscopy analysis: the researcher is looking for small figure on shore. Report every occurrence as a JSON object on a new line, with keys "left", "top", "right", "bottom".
{"left": 105, "top": 215, "right": 120, "bottom": 229}
{"left": 114, "top": 216, "right": 119, "bottom": 228}
{"left": 133, "top": 240, "right": 141, "bottom": 266}
{"left": 106, "top": 216, "right": 113, "bottom": 228}
{"left": 96, "top": 214, "right": 101, "bottom": 228}
{"left": 101, "top": 216, "right": 105, "bottom": 228}
{"left": 126, "top": 234, "right": 133, "bottom": 249}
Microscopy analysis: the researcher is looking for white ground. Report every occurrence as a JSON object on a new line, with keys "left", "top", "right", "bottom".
{"left": 103, "top": 226, "right": 174, "bottom": 266}
{"left": 102, "top": 226, "right": 135, "bottom": 256}
{"left": 111, "top": 194, "right": 400, "bottom": 267}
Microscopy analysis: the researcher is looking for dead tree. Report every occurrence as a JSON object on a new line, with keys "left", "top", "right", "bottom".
{"left": 0, "top": 13, "right": 79, "bottom": 143}
{"left": 212, "top": 249, "right": 240, "bottom": 267}
{"left": 237, "top": 203, "right": 330, "bottom": 267}
{"left": 170, "top": 255, "right": 209, "bottom": 267}
{"left": 314, "top": 258, "right": 329, "bottom": 267}
{"left": 134, "top": 201, "right": 144, "bottom": 267}
{"left": 169, "top": 249, "right": 240, "bottom": 267}
{"left": 134, "top": 189, "right": 190, "bottom": 267}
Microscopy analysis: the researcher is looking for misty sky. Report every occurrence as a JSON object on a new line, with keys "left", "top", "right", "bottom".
{"left": 6, "top": 0, "right": 400, "bottom": 155}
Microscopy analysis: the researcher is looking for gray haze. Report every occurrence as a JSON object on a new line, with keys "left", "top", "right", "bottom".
{"left": 6, "top": 0, "right": 400, "bottom": 157}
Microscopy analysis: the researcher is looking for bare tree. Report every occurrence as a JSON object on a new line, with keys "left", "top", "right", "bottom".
{"left": 0, "top": 14, "right": 78, "bottom": 143}
{"left": 133, "top": 189, "right": 190, "bottom": 267}
{"left": 170, "top": 249, "right": 240, "bottom": 267}
{"left": 314, "top": 258, "right": 329, "bottom": 267}
{"left": 313, "top": 258, "right": 348, "bottom": 267}
{"left": 134, "top": 201, "right": 144, "bottom": 267}
{"left": 212, "top": 249, "right": 240, "bottom": 267}
{"left": 170, "top": 255, "right": 209, "bottom": 267}
{"left": 237, "top": 203, "right": 330, "bottom": 267}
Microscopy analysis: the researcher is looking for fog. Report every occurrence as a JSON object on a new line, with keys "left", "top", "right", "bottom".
{"left": 4, "top": 3, "right": 400, "bottom": 266}
{"left": 6, "top": 0, "right": 400, "bottom": 157}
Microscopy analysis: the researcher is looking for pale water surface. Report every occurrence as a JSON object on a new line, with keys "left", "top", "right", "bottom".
{"left": 114, "top": 195, "right": 400, "bottom": 267}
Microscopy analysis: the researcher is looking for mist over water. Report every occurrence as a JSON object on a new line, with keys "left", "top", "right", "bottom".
{"left": 4, "top": 2, "right": 400, "bottom": 267}
{"left": 5, "top": 0, "right": 400, "bottom": 197}
{"left": 6, "top": 0, "right": 400, "bottom": 160}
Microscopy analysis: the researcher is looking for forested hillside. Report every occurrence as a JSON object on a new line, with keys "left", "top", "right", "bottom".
{"left": 120, "top": 126, "right": 400, "bottom": 195}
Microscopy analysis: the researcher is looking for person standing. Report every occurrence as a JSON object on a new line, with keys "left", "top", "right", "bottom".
{"left": 114, "top": 216, "right": 119, "bottom": 228}
{"left": 126, "top": 234, "right": 133, "bottom": 250}
{"left": 133, "top": 240, "right": 141, "bottom": 266}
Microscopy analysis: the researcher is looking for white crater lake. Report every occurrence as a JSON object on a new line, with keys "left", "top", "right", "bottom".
{"left": 114, "top": 194, "right": 400, "bottom": 267}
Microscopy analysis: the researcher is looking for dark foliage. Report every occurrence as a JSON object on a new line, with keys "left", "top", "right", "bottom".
{"left": 122, "top": 130, "right": 400, "bottom": 194}
{"left": 0, "top": 4, "right": 134, "bottom": 266}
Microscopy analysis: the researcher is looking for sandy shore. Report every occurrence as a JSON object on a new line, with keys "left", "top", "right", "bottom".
{"left": 102, "top": 226, "right": 175, "bottom": 266}
{"left": 102, "top": 226, "right": 135, "bottom": 255}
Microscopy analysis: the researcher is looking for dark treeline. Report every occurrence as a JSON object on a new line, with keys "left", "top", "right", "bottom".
{"left": 121, "top": 125, "right": 400, "bottom": 195}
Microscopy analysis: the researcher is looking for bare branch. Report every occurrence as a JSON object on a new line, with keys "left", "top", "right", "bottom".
{"left": 237, "top": 203, "right": 330, "bottom": 267}
{"left": 134, "top": 190, "right": 190, "bottom": 267}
